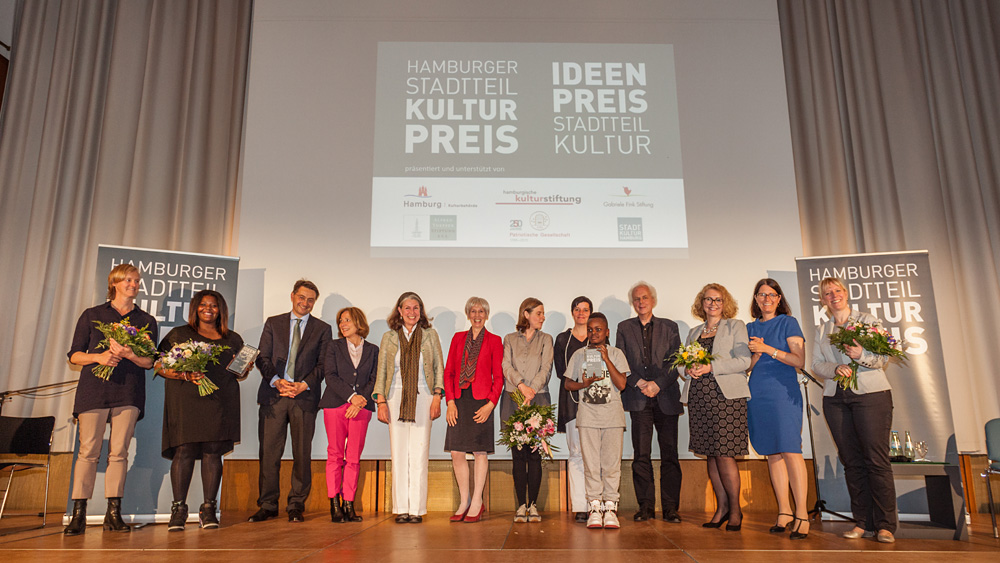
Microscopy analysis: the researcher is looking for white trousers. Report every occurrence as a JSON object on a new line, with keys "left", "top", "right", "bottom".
{"left": 565, "top": 419, "right": 587, "bottom": 512}
{"left": 387, "top": 377, "right": 433, "bottom": 516}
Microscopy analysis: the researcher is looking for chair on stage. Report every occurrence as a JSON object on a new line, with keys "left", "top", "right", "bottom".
{"left": 0, "top": 416, "right": 56, "bottom": 528}
{"left": 984, "top": 417, "right": 1000, "bottom": 539}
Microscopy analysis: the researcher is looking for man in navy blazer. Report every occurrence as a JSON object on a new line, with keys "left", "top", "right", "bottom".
{"left": 249, "top": 279, "right": 332, "bottom": 523}
{"left": 615, "top": 281, "right": 683, "bottom": 523}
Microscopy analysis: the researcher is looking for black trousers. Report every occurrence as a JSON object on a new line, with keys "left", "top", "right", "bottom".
{"left": 511, "top": 445, "right": 542, "bottom": 507}
{"left": 630, "top": 402, "right": 681, "bottom": 512}
{"left": 257, "top": 397, "right": 317, "bottom": 512}
{"left": 823, "top": 388, "right": 897, "bottom": 533}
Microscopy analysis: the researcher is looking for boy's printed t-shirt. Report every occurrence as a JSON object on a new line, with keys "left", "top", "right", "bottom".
{"left": 567, "top": 345, "right": 630, "bottom": 428}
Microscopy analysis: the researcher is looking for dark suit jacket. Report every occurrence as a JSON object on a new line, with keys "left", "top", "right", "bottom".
{"left": 442, "top": 329, "right": 504, "bottom": 406}
{"left": 255, "top": 313, "right": 333, "bottom": 412}
{"left": 615, "top": 316, "right": 683, "bottom": 415}
{"left": 317, "top": 338, "right": 379, "bottom": 412}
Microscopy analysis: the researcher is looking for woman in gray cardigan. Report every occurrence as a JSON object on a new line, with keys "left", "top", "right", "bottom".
{"left": 680, "top": 283, "right": 751, "bottom": 531}
{"left": 812, "top": 277, "right": 897, "bottom": 544}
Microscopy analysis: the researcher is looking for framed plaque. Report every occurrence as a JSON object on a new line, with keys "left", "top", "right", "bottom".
{"left": 227, "top": 344, "right": 259, "bottom": 380}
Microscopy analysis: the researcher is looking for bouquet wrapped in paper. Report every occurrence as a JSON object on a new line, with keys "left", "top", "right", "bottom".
{"left": 91, "top": 319, "right": 157, "bottom": 381}
{"left": 828, "top": 320, "right": 907, "bottom": 390}
{"left": 160, "top": 340, "right": 229, "bottom": 396}
{"left": 497, "top": 390, "right": 558, "bottom": 459}
{"left": 670, "top": 341, "right": 715, "bottom": 371}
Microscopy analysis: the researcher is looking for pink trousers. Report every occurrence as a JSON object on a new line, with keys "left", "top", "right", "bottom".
{"left": 323, "top": 403, "right": 372, "bottom": 501}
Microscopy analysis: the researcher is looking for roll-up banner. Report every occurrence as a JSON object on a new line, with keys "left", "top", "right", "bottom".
{"left": 68, "top": 245, "right": 240, "bottom": 524}
{"left": 795, "top": 251, "right": 956, "bottom": 516}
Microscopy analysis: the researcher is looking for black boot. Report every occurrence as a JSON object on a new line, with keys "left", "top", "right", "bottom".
{"left": 199, "top": 499, "right": 219, "bottom": 529}
{"left": 342, "top": 500, "right": 362, "bottom": 522}
{"left": 168, "top": 501, "right": 188, "bottom": 532}
{"left": 330, "top": 494, "right": 345, "bottom": 523}
{"left": 64, "top": 499, "right": 87, "bottom": 536}
{"left": 103, "top": 497, "right": 131, "bottom": 532}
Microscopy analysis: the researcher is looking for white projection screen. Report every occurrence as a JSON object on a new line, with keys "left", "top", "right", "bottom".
{"left": 235, "top": 0, "right": 807, "bottom": 461}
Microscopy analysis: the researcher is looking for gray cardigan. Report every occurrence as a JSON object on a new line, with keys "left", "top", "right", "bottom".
{"left": 811, "top": 310, "right": 891, "bottom": 397}
{"left": 680, "top": 318, "right": 752, "bottom": 402}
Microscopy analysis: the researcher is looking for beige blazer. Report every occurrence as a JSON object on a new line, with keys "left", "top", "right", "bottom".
{"left": 372, "top": 327, "right": 445, "bottom": 400}
{"left": 812, "top": 310, "right": 891, "bottom": 397}
{"left": 680, "top": 318, "right": 752, "bottom": 402}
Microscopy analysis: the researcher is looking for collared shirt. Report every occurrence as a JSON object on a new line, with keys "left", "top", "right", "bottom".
{"left": 501, "top": 330, "right": 554, "bottom": 392}
{"left": 347, "top": 337, "right": 364, "bottom": 369}
{"left": 640, "top": 316, "right": 655, "bottom": 368}
{"left": 270, "top": 312, "right": 311, "bottom": 389}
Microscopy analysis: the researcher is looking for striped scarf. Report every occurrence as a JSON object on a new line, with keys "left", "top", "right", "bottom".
{"left": 458, "top": 329, "right": 484, "bottom": 388}
{"left": 397, "top": 326, "right": 422, "bottom": 422}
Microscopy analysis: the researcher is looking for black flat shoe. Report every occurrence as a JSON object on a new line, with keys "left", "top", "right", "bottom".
{"left": 789, "top": 517, "right": 809, "bottom": 540}
{"left": 395, "top": 513, "right": 410, "bottom": 523}
{"left": 248, "top": 508, "right": 278, "bottom": 522}
{"left": 633, "top": 509, "right": 651, "bottom": 521}
{"left": 408, "top": 514, "right": 423, "bottom": 523}
{"left": 769, "top": 512, "right": 793, "bottom": 533}
{"left": 702, "top": 512, "right": 729, "bottom": 528}
{"left": 663, "top": 510, "right": 682, "bottom": 523}
{"left": 575, "top": 512, "right": 588, "bottom": 523}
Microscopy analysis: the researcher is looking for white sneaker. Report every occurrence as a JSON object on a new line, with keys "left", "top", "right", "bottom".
{"left": 514, "top": 504, "right": 527, "bottom": 523}
{"left": 602, "top": 501, "right": 620, "bottom": 529}
{"left": 586, "top": 500, "right": 604, "bottom": 529}
{"left": 527, "top": 503, "right": 541, "bottom": 523}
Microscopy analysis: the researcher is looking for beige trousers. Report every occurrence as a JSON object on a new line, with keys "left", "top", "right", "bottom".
{"left": 72, "top": 406, "right": 140, "bottom": 499}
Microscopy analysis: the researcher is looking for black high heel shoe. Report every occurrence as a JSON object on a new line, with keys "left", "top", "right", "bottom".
{"left": 726, "top": 513, "right": 742, "bottom": 532}
{"left": 789, "top": 517, "right": 809, "bottom": 540}
{"left": 769, "top": 512, "right": 793, "bottom": 533}
{"left": 702, "top": 512, "right": 730, "bottom": 528}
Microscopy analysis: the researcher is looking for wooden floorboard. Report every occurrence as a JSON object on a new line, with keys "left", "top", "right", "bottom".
{"left": 1, "top": 511, "right": 998, "bottom": 562}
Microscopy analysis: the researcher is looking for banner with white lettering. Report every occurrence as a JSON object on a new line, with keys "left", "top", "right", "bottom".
{"left": 795, "top": 251, "right": 956, "bottom": 515}
{"left": 75, "top": 245, "right": 239, "bottom": 523}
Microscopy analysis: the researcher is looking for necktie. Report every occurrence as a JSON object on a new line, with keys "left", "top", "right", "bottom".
{"left": 287, "top": 318, "right": 301, "bottom": 380}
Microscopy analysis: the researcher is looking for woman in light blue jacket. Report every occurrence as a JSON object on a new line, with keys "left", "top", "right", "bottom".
{"left": 680, "top": 283, "right": 751, "bottom": 531}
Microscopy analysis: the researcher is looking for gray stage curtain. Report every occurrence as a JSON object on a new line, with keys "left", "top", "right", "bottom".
{"left": 0, "top": 0, "right": 251, "bottom": 449}
{"left": 778, "top": 0, "right": 1000, "bottom": 451}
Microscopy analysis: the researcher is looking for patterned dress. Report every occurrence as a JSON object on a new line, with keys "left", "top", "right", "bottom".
{"left": 687, "top": 335, "right": 749, "bottom": 457}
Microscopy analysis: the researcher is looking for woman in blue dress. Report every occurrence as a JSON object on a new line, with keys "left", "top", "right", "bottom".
{"left": 746, "top": 278, "right": 808, "bottom": 539}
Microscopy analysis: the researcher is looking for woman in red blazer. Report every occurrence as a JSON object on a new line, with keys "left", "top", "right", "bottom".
{"left": 444, "top": 296, "right": 504, "bottom": 523}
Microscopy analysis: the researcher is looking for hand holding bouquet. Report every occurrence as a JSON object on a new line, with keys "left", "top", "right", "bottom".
{"left": 497, "top": 390, "right": 558, "bottom": 459}
{"left": 670, "top": 342, "right": 715, "bottom": 370}
{"left": 91, "top": 319, "right": 157, "bottom": 381}
{"left": 160, "top": 340, "right": 229, "bottom": 396}
{"left": 828, "top": 320, "right": 906, "bottom": 390}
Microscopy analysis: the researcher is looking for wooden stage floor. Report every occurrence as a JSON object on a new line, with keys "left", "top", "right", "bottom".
{"left": 2, "top": 510, "right": 999, "bottom": 562}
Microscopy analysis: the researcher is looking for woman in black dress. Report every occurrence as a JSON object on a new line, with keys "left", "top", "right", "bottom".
{"left": 680, "top": 283, "right": 751, "bottom": 531}
{"left": 554, "top": 296, "right": 592, "bottom": 522}
{"left": 156, "top": 290, "right": 244, "bottom": 531}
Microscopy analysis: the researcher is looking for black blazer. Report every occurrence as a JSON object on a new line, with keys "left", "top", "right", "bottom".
{"left": 317, "top": 338, "right": 378, "bottom": 412}
{"left": 615, "top": 316, "right": 683, "bottom": 415}
{"left": 255, "top": 313, "right": 333, "bottom": 411}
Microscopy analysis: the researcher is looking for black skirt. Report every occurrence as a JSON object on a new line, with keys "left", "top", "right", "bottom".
{"left": 444, "top": 389, "right": 495, "bottom": 454}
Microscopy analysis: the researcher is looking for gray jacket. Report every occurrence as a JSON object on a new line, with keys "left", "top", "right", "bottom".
{"left": 680, "top": 318, "right": 752, "bottom": 402}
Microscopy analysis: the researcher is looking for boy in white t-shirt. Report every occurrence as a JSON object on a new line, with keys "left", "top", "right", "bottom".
{"left": 564, "top": 313, "right": 630, "bottom": 529}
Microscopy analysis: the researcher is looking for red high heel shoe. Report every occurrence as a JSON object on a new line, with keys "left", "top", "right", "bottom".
{"left": 464, "top": 505, "right": 486, "bottom": 523}
{"left": 450, "top": 507, "right": 469, "bottom": 522}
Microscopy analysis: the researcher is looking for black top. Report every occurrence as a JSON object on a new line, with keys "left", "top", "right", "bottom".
{"left": 157, "top": 324, "right": 243, "bottom": 459}
{"left": 317, "top": 338, "right": 379, "bottom": 411}
{"left": 68, "top": 302, "right": 159, "bottom": 420}
{"left": 554, "top": 329, "right": 587, "bottom": 432}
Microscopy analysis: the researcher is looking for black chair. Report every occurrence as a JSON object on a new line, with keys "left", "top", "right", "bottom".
{"left": 983, "top": 417, "right": 1000, "bottom": 539}
{"left": 0, "top": 416, "right": 56, "bottom": 527}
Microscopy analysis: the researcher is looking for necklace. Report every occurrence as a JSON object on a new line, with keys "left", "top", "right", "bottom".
{"left": 702, "top": 323, "right": 719, "bottom": 334}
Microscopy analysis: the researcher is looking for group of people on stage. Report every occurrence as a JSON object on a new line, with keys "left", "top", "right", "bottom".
{"left": 64, "top": 264, "right": 899, "bottom": 544}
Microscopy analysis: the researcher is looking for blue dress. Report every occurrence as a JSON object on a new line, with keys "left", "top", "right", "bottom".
{"left": 746, "top": 315, "right": 805, "bottom": 455}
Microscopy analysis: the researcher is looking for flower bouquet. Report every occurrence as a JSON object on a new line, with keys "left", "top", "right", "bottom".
{"left": 829, "top": 320, "right": 907, "bottom": 390}
{"left": 670, "top": 341, "right": 715, "bottom": 370}
{"left": 497, "top": 390, "right": 558, "bottom": 459}
{"left": 159, "top": 340, "right": 229, "bottom": 396}
{"left": 91, "top": 319, "right": 158, "bottom": 381}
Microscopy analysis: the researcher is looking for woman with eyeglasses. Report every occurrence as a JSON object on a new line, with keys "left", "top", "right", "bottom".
{"left": 680, "top": 284, "right": 751, "bottom": 531}
{"left": 745, "top": 278, "right": 808, "bottom": 539}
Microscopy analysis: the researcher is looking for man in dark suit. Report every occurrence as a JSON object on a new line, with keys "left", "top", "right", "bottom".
{"left": 615, "top": 281, "right": 683, "bottom": 523}
{"left": 249, "top": 279, "right": 332, "bottom": 523}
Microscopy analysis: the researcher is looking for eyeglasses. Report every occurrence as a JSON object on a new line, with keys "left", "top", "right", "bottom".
{"left": 702, "top": 297, "right": 723, "bottom": 304}
{"left": 755, "top": 293, "right": 780, "bottom": 300}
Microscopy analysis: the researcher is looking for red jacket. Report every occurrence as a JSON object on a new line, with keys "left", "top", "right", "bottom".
{"left": 443, "top": 329, "right": 504, "bottom": 406}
